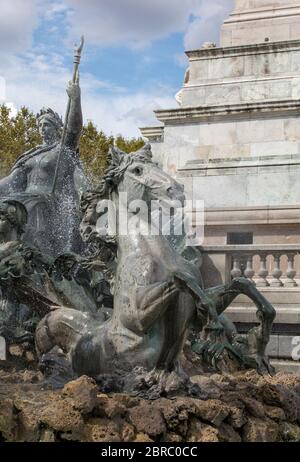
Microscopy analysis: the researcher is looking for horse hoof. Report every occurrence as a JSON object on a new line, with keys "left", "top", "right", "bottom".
{"left": 38, "top": 348, "right": 76, "bottom": 388}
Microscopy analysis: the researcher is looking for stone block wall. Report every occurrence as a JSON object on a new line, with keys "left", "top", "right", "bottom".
{"left": 182, "top": 41, "right": 300, "bottom": 108}
{"left": 221, "top": 0, "right": 300, "bottom": 47}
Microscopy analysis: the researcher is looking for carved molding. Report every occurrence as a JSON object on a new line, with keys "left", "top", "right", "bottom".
{"left": 154, "top": 99, "right": 300, "bottom": 124}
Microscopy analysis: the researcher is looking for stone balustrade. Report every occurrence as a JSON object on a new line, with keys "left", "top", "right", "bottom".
{"left": 200, "top": 245, "right": 300, "bottom": 288}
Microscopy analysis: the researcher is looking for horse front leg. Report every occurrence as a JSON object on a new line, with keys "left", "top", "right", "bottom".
{"left": 173, "top": 272, "right": 224, "bottom": 334}
{"left": 135, "top": 280, "right": 178, "bottom": 333}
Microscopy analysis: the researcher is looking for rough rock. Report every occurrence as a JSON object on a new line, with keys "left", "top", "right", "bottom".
{"left": 243, "top": 417, "right": 279, "bottom": 442}
{"left": 84, "top": 418, "right": 121, "bottom": 442}
{"left": 264, "top": 405, "right": 286, "bottom": 422}
{"left": 40, "top": 429, "right": 56, "bottom": 442}
{"left": 195, "top": 399, "right": 230, "bottom": 427}
{"left": 0, "top": 370, "right": 300, "bottom": 442}
{"left": 269, "top": 372, "right": 300, "bottom": 392}
{"left": 128, "top": 401, "right": 166, "bottom": 437}
{"left": 15, "top": 395, "right": 44, "bottom": 441}
{"left": 241, "top": 397, "right": 265, "bottom": 419}
{"left": 259, "top": 382, "right": 300, "bottom": 422}
{"left": 187, "top": 418, "right": 219, "bottom": 442}
{"left": 134, "top": 433, "right": 154, "bottom": 442}
{"left": 218, "top": 422, "right": 242, "bottom": 442}
{"left": 97, "top": 393, "right": 127, "bottom": 418}
{"left": 279, "top": 422, "right": 300, "bottom": 442}
{"left": 190, "top": 375, "right": 222, "bottom": 398}
{"left": 226, "top": 403, "right": 247, "bottom": 429}
{"left": 40, "top": 398, "right": 84, "bottom": 440}
{"left": 111, "top": 393, "right": 140, "bottom": 409}
{"left": 0, "top": 399, "right": 15, "bottom": 441}
{"left": 62, "top": 375, "right": 98, "bottom": 414}
{"left": 164, "top": 432, "right": 183, "bottom": 442}
{"left": 120, "top": 422, "right": 135, "bottom": 442}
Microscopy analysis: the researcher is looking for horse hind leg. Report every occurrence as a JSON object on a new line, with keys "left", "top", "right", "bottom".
{"left": 207, "top": 278, "right": 275, "bottom": 373}
{"left": 228, "top": 277, "right": 276, "bottom": 373}
{"left": 191, "top": 277, "right": 276, "bottom": 373}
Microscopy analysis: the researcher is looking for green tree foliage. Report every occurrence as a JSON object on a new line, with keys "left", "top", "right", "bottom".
{"left": 79, "top": 121, "right": 114, "bottom": 181}
{"left": 0, "top": 105, "right": 42, "bottom": 176}
{"left": 0, "top": 104, "right": 145, "bottom": 181}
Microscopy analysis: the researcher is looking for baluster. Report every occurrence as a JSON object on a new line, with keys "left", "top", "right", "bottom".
{"left": 285, "top": 254, "right": 297, "bottom": 287}
{"left": 244, "top": 255, "right": 255, "bottom": 283}
{"left": 270, "top": 253, "right": 283, "bottom": 287}
{"left": 231, "top": 255, "right": 242, "bottom": 279}
{"left": 256, "top": 254, "right": 269, "bottom": 287}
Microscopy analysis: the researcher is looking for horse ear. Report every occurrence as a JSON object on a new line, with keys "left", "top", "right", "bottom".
{"left": 108, "top": 145, "right": 126, "bottom": 166}
{"left": 132, "top": 142, "right": 152, "bottom": 161}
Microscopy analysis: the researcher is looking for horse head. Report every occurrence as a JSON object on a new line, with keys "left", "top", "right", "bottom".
{"left": 80, "top": 144, "right": 186, "bottom": 244}
{"left": 110, "top": 143, "right": 185, "bottom": 208}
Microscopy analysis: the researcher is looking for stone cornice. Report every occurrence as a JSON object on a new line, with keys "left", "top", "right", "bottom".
{"left": 154, "top": 99, "right": 300, "bottom": 125}
{"left": 139, "top": 126, "right": 164, "bottom": 142}
{"left": 185, "top": 39, "right": 300, "bottom": 60}
{"left": 202, "top": 205, "right": 300, "bottom": 226}
{"left": 179, "top": 153, "right": 300, "bottom": 174}
{"left": 226, "top": 5, "right": 300, "bottom": 25}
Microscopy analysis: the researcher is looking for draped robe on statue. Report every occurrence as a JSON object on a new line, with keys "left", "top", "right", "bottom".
{"left": 0, "top": 142, "right": 89, "bottom": 257}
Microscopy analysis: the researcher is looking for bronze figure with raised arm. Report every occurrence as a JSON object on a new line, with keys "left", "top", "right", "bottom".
{"left": 0, "top": 39, "right": 89, "bottom": 257}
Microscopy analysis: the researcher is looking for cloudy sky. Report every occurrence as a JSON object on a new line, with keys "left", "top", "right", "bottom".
{"left": 0, "top": 0, "right": 234, "bottom": 137}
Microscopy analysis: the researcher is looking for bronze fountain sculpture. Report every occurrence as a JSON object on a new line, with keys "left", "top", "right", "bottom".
{"left": 0, "top": 38, "right": 276, "bottom": 399}
{"left": 35, "top": 144, "right": 276, "bottom": 397}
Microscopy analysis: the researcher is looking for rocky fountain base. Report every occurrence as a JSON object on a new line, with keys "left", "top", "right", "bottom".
{"left": 1, "top": 354, "right": 300, "bottom": 443}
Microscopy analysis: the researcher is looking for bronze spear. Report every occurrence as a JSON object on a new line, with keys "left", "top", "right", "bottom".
{"left": 51, "top": 35, "right": 85, "bottom": 195}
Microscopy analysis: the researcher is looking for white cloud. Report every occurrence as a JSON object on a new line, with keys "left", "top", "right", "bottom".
{"left": 64, "top": 0, "right": 199, "bottom": 49}
{"left": 0, "top": 49, "right": 175, "bottom": 137}
{"left": 0, "top": 76, "right": 5, "bottom": 100}
{"left": 5, "top": 101, "right": 17, "bottom": 117}
{"left": 0, "top": 0, "right": 235, "bottom": 55}
{"left": 0, "top": 1, "right": 236, "bottom": 136}
{"left": 184, "top": 0, "right": 234, "bottom": 50}
{"left": 44, "top": 1, "right": 69, "bottom": 20}
{"left": 83, "top": 90, "right": 176, "bottom": 137}
{"left": 174, "top": 52, "right": 189, "bottom": 68}
{"left": 0, "top": 0, "right": 40, "bottom": 52}
{"left": 63, "top": 0, "right": 234, "bottom": 50}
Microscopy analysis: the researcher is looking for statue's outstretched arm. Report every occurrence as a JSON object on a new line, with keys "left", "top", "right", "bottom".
{"left": 64, "top": 77, "right": 83, "bottom": 151}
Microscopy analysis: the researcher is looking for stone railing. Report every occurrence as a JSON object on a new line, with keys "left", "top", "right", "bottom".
{"left": 200, "top": 245, "right": 300, "bottom": 288}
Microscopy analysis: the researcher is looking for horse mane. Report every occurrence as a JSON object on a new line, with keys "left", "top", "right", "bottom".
{"left": 81, "top": 143, "right": 152, "bottom": 211}
{"left": 80, "top": 143, "right": 152, "bottom": 253}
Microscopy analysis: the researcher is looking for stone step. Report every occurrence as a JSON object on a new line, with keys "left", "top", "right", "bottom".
{"left": 232, "top": 289, "right": 300, "bottom": 306}
{"left": 267, "top": 334, "right": 300, "bottom": 359}
{"left": 226, "top": 306, "right": 300, "bottom": 324}
{"left": 271, "top": 360, "right": 300, "bottom": 375}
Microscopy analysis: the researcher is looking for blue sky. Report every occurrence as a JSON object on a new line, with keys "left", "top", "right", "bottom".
{"left": 0, "top": 0, "right": 233, "bottom": 136}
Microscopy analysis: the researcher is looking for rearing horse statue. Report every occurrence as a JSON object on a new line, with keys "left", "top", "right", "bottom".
{"left": 36, "top": 144, "right": 275, "bottom": 396}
